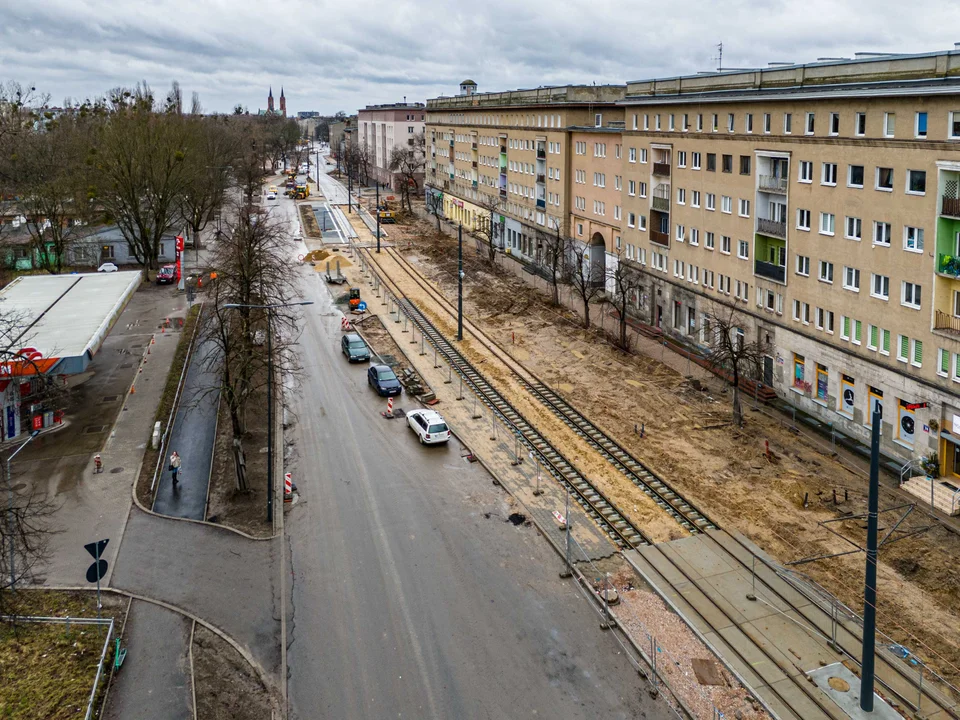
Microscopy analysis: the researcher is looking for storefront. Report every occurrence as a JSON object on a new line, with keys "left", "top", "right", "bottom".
{"left": 940, "top": 407, "right": 960, "bottom": 482}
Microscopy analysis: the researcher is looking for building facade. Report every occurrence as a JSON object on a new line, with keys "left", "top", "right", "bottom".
{"left": 425, "top": 49, "right": 960, "bottom": 480}
{"left": 357, "top": 103, "right": 425, "bottom": 190}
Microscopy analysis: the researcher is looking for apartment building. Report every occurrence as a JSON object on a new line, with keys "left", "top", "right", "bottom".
{"left": 425, "top": 50, "right": 960, "bottom": 479}
{"left": 357, "top": 102, "right": 425, "bottom": 190}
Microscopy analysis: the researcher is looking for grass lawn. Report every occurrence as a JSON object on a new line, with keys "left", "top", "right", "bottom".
{"left": 0, "top": 590, "right": 122, "bottom": 720}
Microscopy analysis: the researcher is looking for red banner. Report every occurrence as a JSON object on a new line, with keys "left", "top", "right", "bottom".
{"left": 175, "top": 235, "right": 184, "bottom": 282}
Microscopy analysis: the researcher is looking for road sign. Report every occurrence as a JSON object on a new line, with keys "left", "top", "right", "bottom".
{"left": 84, "top": 539, "right": 109, "bottom": 583}
{"left": 357, "top": 301, "right": 367, "bottom": 311}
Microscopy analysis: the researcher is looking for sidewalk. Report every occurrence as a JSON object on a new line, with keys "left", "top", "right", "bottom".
{"left": 152, "top": 337, "right": 221, "bottom": 521}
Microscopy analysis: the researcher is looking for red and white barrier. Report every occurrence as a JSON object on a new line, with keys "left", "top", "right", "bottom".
{"left": 381, "top": 397, "right": 395, "bottom": 418}
{"left": 284, "top": 472, "right": 293, "bottom": 499}
{"left": 340, "top": 317, "right": 351, "bottom": 331}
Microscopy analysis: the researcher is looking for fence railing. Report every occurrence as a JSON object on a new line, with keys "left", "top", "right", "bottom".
{"left": 759, "top": 175, "right": 788, "bottom": 193}
{"left": 942, "top": 195, "right": 960, "bottom": 218}
{"left": 652, "top": 162, "right": 671, "bottom": 177}
{"left": 934, "top": 309, "right": 960, "bottom": 334}
{"left": 756, "top": 217, "right": 787, "bottom": 238}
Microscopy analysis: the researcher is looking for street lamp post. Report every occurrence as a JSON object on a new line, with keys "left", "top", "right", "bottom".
{"left": 223, "top": 301, "right": 313, "bottom": 524}
{"left": 376, "top": 182, "right": 381, "bottom": 253}
{"left": 5, "top": 429, "right": 40, "bottom": 592}
{"left": 457, "top": 223, "right": 464, "bottom": 341}
{"left": 348, "top": 168, "right": 352, "bottom": 213}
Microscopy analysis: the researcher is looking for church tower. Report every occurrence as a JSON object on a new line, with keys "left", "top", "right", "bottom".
{"left": 267, "top": 86, "right": 274, "bottom": 113}
{"left": 279, "top": 87, "right": 286, "bottom": 117}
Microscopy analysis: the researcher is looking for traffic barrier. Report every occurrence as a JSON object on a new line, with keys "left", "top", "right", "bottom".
{"left": 340, "top": 317, "right": 352, "bottom": 331}
{"left": 381, "top": 397, "right": 395, "bottom": 419}
{"left": 284, "top": 472, "right": 293, "bottom": 501}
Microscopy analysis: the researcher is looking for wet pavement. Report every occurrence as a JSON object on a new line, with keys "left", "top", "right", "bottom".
{"left": 104, "top": 600, "right": 193, "bottom": 720}
{"left": 152, "top": 337, "right": 221, "bottom": 521}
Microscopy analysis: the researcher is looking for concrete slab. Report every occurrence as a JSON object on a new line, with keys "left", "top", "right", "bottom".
{"left": 808, "top": 663, "right": 903, "bottom": 720}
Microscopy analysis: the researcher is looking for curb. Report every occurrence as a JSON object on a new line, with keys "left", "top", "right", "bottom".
{"left": 32, "top": 585, "right": 284, "bottom": 712}
{"left": 130, "top": 490, "right": 276, "bottom": 541}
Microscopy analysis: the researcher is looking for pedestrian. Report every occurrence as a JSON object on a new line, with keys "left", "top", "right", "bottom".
{"left": 94, "top": 453, "right": 103, "bottom": 474}
{"left": 169, "top": 451, "right": 181, "bottom": 485}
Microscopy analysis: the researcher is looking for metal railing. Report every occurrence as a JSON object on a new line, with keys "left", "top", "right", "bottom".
{"left": 935, "top": 309, "right": 960, "bottom": 333}
{"left": 757, "top": 217, "right": 787, "bottom": 238}
{"left": 759, "top": 175, "right": 788, "bottom": 193}
{"left": 652, "top": 196, "right": 670, "bottom": 212}
{"left": 942, "top": 195, "right": 960, "bottom": 218}
{"left": 652, "top": 162, "right": 671, "bottom": 177}
{"left": 754, "top": 259, "right": 786, "bottom": 283}
{"left": 650, "top": 230, "right": 669, "bottom": 247}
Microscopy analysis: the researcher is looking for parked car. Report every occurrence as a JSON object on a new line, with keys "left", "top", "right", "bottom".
{"left": 367, "top": 364, "right": 402, "bottom": 397}
{"left": 267, "top": 191, "right": 277, "bottom": 200}
{"left": 97, "top": 262, "right": 118, "bottom": 273}
{"left": 341, "top": 333, "right": 371, "bottom": 362}
{"left": 156, "top": 264, "right": 177, "bottom": 284}
{"left": 405, "top": 409, "right": 450, "bottom": 444}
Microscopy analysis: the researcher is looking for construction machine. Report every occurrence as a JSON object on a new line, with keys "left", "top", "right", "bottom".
{"left": 294, "top": 183, "right": 310, "bottom": 200}
{"left": 348, "top": 287, "right": 361, "bottom": 309}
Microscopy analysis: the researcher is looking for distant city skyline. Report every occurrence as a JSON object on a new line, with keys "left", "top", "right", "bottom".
{"left": 2, "top": 0, "right": 960, "bottom": 114}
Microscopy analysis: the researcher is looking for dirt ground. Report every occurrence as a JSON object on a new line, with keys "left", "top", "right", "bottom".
{"left": 206, "top": 387, "right": 273, "bottom": 538}
{"left": 192, "top": 625, "right": 279, "bottom": 720}
{"left": 383, "top": 208, "right": 960, "bottom": 690}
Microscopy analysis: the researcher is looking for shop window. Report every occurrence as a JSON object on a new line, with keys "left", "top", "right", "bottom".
{"left": 897, "top": 399, "right": 916, "bottom": 446}
{"left": 867, "top": 386, "right": 884, "bottom": 426}
{"left": 816, "top": 364, "right": 829, "bottom": 402}
{"left": 793, "top": 353, "right": 805, "bottom": 390}
{"left": 839, "top": 374, "right": 855, "bottom": 418}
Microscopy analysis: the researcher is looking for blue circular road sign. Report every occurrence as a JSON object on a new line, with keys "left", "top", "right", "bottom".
{"left": 357, "top": 301, "right": 368, "bottom": 311}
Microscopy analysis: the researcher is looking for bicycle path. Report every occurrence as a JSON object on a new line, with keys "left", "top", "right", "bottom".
{"left": 152, "top": 337, "right": 221, "bottom": 521}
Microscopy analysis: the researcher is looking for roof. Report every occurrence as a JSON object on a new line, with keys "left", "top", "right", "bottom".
{"left": 460, "top": 79, "right": 477, "bottom": 86}
{"left": 0, "top": 271, "right": 141, "bottom": 375}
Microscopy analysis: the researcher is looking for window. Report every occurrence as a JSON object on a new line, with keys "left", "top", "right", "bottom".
{"left": 848, "top": 164, "right": 864, "bottom": 188}
{"left": 639, "top": 214, "right": 647, "bottom": 230}
{"left": 745, "top": 113, "right": 753, "bottom": 133}
{"left": 821, "top": 162, "right": 838, "bottom": 185}
{"left": 692, "top": 152, "right": 701, "bottom": 169}
{"left": 845, "top": 216, "right": 862, "bottom": 241}
{"left": 853, "top": 319, "right": 862, "bottom": 345}
{"left": 722, "top": 154, "right": 733, "bottom": 173}
{"left": 721, "top": 235, "right": 731, "bottom": 254}
{"left": 902, "top": 281, "right": 922, "bottom": 309}
{"left": 904, "top": 226, "right": 924, "bottom": 252}
{"left": 829, "top": 112, "right": 840, "bottom": 135}
{"left": 797, "top": 209, "right": 811, "bottom": 231}
{"left": 726, "top": 113, "right": 734, "bottom": 132}
{"left": 881, "top": 328, "right": 891, "bottom": 355}
{"left": 614, "top": 175, "right": 621, "bottom": 190}
{"left": 691, "top": 190, "right": 701, "bottom": 207}
{"left": 690, "top": 228, "right": 699, "bottom": 246}
{"left": 712, "top": 113, "right": 719, "bottom": 132}
{"left": 640, "top": 148, "right": 648, "bottom": 163}
{"left": 897, "top": 334, "right": 909, "bottom": 362}
{"left": 655, "top": 114, "right": 661, "bottom": 131}
{"left": 871, "top": 273, "right": 890, "bottom": 300}
{"left": 632, "top": 114, "right": 638, "bottom": 130}
{"left": 595, "top": 113, "right": 603, "bottom": 127}
{"left": 677, "top": 188, "right": 686, "bottom": 204}
{"left": 816, "top": 307, "right": 825, "bottom": 330}
{"left": 669, "top": 114, "right": 676, "bottom": 131}
{"left": 706, "top": 153, "right": 716, "bottom": 171}
{"left": 819, "top": 260, "right": 834, "bottom": 283}
{"left": 843, "top": 266, "right": 860, "bottom": 291}
{"left": 951, "top": 111, "right": 960, "bottom": 140}
{"left": 796, "top": 255, "right": 810, "bottom": 276}
{"left": 784, "top": 113, "right": 792, "bottom": 134}
{"left": 639, "top": 181, "right": 647, "bottom": 197}
{"left": 706, "top": 193, "right": 716, "bottom": 211}
{"left": 721, "top": 195, "right": 732, "bottom": 214}
{"left": 577, "top": 223, "right": 584, "bottom": 236}
{"left": 855, "top": 112, "right": 866, "bottom": 136}
{"left": 915, "top": 111, "right": 928, "bottom": 138}
{"left": 805, "top": 112, "right": 815, "bottom": 135}
{"left": 799, "top": 161, "right": 813, "bottom": 183}
{"left": 763, "top": 113, "right": 771, "bottom": 133}
{"left": 682, "top": 113, "right": 689, "bottom": 131}
{"left": 643, "top": 114, "right": 649, "bottom": 130}
{"left": 628, "top": 180, "right": 635, "bottom": 196}
{"left": 884, "top": 112, "right": 895, "bottom": 137}
{"left": 819, "top": 212, "right": 835, "bottom": 235}
{"left": 614, "top": 205, "right": 621, "bottom": 220}
{"left": 705, "top": 232, "right": 715, "bottom": 249}
{"left": 627, "top": 212, "right": 636, "bottom": 228}
{"left": 793, "top": 300, "right": 802, "bottom": 321}
{"left": 739, "top": 155, "right": 751, "bottom": 175}
{"left": 738, "top": 199, "right": 750, "bottom": 217}
{"left": 677, "top": 151, "right": 687, "bottom": 167}
{"left": 737, "top": 240, "right": 749, "bottom": 259}
{"left": 873, "top": 221, "right": 892, "bottom": 246}
{"left": 867, "top": 323, "right": 878, "bottom": 349}
{"left": 628, "top": 147, "right": 636, "bottom": 163}
{"left": 676, "top": 224, "right": 685, "bottom": 242}
{"left": 906, "top": 170, "right": 926, "bottom": 195}
{"left": 876, "top": 167, "right": 894, "bottom": 191}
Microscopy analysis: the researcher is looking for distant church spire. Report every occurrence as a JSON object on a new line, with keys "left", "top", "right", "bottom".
{"left": 279, "top": 86, "right": 287, "bottom": 117}
{"left": 267, "top": 86, "right": 274, "bottom": 113}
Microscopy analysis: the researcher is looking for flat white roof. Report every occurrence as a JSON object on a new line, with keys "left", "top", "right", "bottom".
{"left": 0, "top": 271, "right": 141, "bottom": 371}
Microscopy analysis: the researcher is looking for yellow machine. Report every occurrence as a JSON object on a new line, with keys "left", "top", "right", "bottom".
{"left": 294, "top": 183, "right": 310, "bottom": 200}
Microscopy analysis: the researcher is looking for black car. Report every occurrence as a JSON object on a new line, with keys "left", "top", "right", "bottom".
{"left": 367, "top": 364, "right": 402, "bottom": 397}
{"left": 341, "top": 333, "right": 371, "bottom": 362}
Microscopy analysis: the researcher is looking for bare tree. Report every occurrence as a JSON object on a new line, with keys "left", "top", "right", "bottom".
{"left": 387, "top": 132, "right": 425, "bottom": 211}
{"left": 180, "top": 116, "right": 236, "bottom": 254}
{"left": 607, "top": 250, "right": 644, "bottom": 350}
{"left": 537, "top": 222, "right": 571, "bottom": 306}
{"left": 473, "top": 191, "right": 504, "bottom": 265}
{"left": 702, "top": 300, "right": 770, "bottom": 426}
{"left": 568, "top": 239, "right": 606, "bottom": 329}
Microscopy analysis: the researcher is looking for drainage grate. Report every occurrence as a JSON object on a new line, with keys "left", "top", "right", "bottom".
{"left": 101, "top": 395, "right": 120, "bottom": 403}
{"left": 83, "top": 425, "right": 108, "bottom": 434}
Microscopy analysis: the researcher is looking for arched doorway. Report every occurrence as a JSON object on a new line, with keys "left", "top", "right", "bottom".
{"left": 589, "top": 232, "right": 606, "bottom": 287}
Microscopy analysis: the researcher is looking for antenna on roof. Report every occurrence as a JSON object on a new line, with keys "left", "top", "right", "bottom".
{"left": 715, "top": 42, "right": 723, "bottom": 72}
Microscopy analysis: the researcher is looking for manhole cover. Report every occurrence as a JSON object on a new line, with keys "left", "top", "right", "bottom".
{"left": 101, "top": 395, "right": 120, "bottom": 403}
{"left": 83, "top": 425, "right": 107, "bottom": 434}
{"left": 119, "top": 363, "right": 133, "bottom": 369}
{"left": 110, "top": 467, "right": 124, "bottom": 474}
{"left": 11, "top": 483, "right": 26, "bottom": 492}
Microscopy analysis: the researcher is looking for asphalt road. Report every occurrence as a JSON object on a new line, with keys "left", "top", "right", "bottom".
{"left": 284, "top": 264, "right": 670, "bottom": 719}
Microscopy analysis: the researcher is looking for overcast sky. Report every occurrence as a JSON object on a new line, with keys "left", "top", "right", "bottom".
{"left": 2, "top": 0, "right": 959, "bottom": 115}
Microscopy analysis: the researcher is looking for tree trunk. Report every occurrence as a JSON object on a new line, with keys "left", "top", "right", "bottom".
{"left": 581, "top": 293, "right": 591, "bottom": 329}
{"left": 731, "top": 367, "right": 743, "bottom": 426}
{"left": 619, "top": 303, "right": 628, "bottom": 350}
{"left": 551, "top": 276, "right": 559, "bottom": 306}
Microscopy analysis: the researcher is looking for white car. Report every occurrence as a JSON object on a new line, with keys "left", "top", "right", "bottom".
{"left": 267, "top": 191, "right": 277, "bottom": 200}
{"left": 406, "top": 409, "right": 451, "bottom": 445}
{"left": 97, "top": 262, "right": 118, "bottom": 273}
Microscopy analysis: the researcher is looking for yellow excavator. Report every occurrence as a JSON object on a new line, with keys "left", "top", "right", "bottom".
{"left": 294, "top": 183, "right": 310, "bottom": 200}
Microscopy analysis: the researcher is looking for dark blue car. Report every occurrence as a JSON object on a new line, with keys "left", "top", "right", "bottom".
{"left": 367, "top": 364, "right": 402, "bottom": 397}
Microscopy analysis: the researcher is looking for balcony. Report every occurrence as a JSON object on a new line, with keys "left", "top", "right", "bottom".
{"left": 472, "top": 180, "right": 478, "bottom": 188}
{"left": 472, "top": 160, "right": 478, "bottom": 168}
{"left": 757, "top": 217, "right": 787, "bottom": 239}
{"left": 536, "top": 174, "right": 545, "bottom": 184}
{"left": 942, "top": 195, "right": 960, "bottom": 218}
{"left": 537, "top": 149, "right": 546, "bottom": 159}
{"left": 650, "top": 230, "right": 669, "bottom": 247}
{"left": 652, "top": 162, "right": 671, "bottom": 177}
{"left": 652, "top": 196, "right": 670, "bottom": 212}
{"left": 471, "top": 142, "right": 477, "bottom": 150}
{"left": 536, "top": 198, "right": 546, "bottom": 209}
{"left": 759, "top": 175, "right": 788, "bottom": 194}
{"left": 754, "top": 260, "right": 786, "bottom": 283}
{"left": 939, "top": 254, "right": 960, "bottom": 277}
{"left": 935, "top": 310, "right": 960, "bottom": 335}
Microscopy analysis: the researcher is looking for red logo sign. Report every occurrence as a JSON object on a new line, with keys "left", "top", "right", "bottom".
{"left": 175, "top": 235, "right": 184, "bottom": 252}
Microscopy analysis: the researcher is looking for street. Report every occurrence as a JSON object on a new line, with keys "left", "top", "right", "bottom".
{"left": 282, "top": 178, "right": 668, "bottom": 718}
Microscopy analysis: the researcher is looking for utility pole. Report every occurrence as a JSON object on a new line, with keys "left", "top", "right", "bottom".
{"left": 376, "top": 182, "right": 381, "bottom": 253}
{"left": 457, "top": 223, "right": 464, "bottom": 341}
{"left": 347, "top": 167, "right": 352, "bottom": 213}
{"left": 860, "top": 409, "right": 881, "bottom": 711}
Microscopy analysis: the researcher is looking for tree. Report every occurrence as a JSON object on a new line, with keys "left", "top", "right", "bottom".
{"left": 0, "top": 82, "right": 47, "bottom": 244}
{"left": 424, "top": 186, "right": 444, "bottom": 232}
{"left": 180, "top": 116, "right": 236, "bottom": 254}
{"left": 473, "top": 191, "right": 504, "bottom": 265}
{"left": 537, "top": 222, "right": 572, "bottom": 307}
{"left": 607, "top": 250, "right": 644, "bottom": 350}
{"left": 568, "top": 239, "right": 606, "bottom": 329}
{"left": 387, "top": 132, "right": 425, "bottom": 211}
{"left": 702, "top": 300, "right": 770, "bottom": 426}
{"left": 92, "top": 84, "right": 194, "bottom": 274}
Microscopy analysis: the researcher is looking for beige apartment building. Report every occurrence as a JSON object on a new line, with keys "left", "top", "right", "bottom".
{"left": 357, "top": 102, "right": 425, "bottom": 190}
{"left": 425, "top": 50, "right": 960, "bottom": 483}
